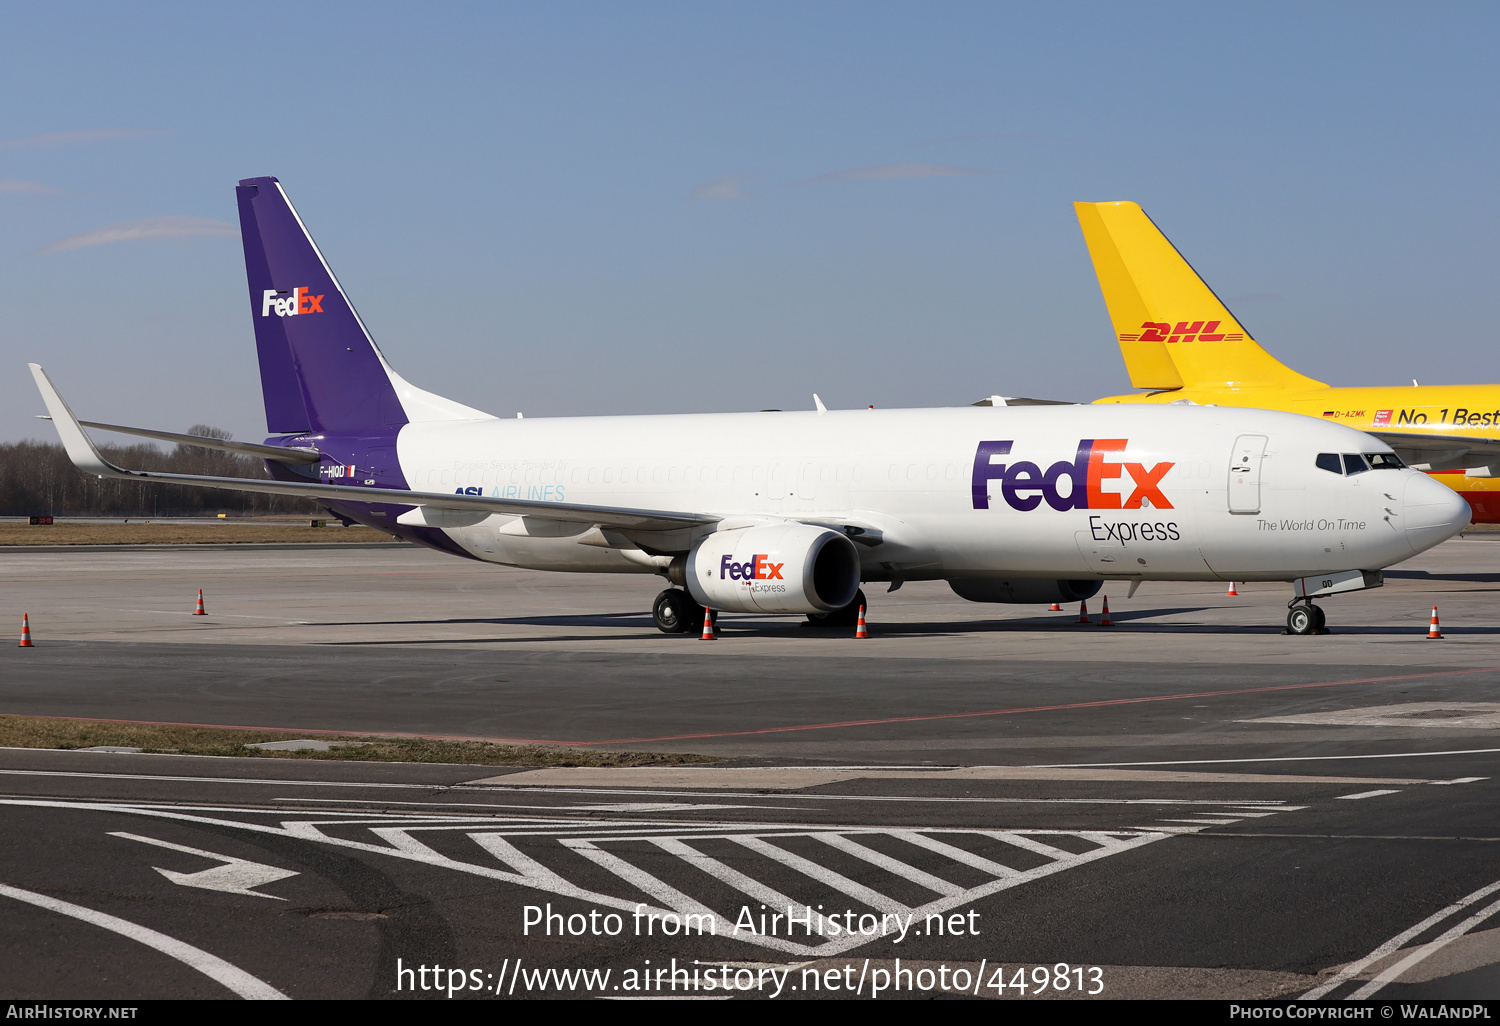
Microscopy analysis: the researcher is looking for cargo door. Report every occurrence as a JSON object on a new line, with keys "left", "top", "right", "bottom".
{"left": 1228, "top": 434, "right": 1267, "bottom": 514}
{"left": 362, "top": 445, "right": 397, "bottom": 486}
{"left": 1074, "top": 530, "right": 1124, "bottom": 574}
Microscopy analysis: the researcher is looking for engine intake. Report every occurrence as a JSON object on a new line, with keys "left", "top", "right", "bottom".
{"left": 686, "top": 524, "right": 861, "bottom": 614}
{"left": 948, "top": 578, "right": 1102, "bottom": 604}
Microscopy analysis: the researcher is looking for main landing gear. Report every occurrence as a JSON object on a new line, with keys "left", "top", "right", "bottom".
{"left": 806, "top": 589, "right": 868, "bottom": 630}
{"left": 652, "top": 588, "right": 707, "bottom": 635}
{"left": 652, "top": 587, "right": 872, "bottom": 635}
{"left": 1285, "top": 598, "right": 1328, "bottom": 636}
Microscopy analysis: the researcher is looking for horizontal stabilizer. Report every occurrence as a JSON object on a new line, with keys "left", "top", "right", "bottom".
{"left": 971, "top": 396, "right": 1077, "bottom": 407}
{"left": 30, "top": 364, "right": 714, "bottom": 534}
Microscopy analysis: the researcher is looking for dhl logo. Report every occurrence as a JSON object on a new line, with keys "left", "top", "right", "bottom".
{"left": 1118, "top": 320, "right": 1244, "bottom": 344}
{"left": 972, "top": 439, "right": 1174, "bottom": 512}
{"left": 720, "top": 554, "right": 785, "bottom": 582}
{"left": 261, "top": 286, "right": 326, "bottom": 318}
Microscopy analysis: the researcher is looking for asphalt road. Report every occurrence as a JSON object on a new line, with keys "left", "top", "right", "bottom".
{"left": 0, "top": 539, "right": 1498, "bottom": 1000}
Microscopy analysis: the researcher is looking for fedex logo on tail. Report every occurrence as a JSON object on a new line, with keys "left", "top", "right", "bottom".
{"left": 972, "top": 439, "right": 1174, "bottom": 512}
{"left": 721, "top": 554, "right": 784, "bottom": 581}
{"left": 261, "top": 287, "right": 325, "bottom": 318}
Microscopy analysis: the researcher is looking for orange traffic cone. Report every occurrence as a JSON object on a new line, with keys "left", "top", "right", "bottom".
{"left": 1050, "top": 602, "right": 1062, "bottom": 611}
{"left": 1428, "top": 605, "right": 1443, "bottom": 640}
{"left": 1227, "top": 582, "right": 1239, "bottom": 597}
{"left": 18, "top": 614, "right": 32, "bottom": 648}
{"left": 1100, "top": 596, "right": 1112, "bottom": 626}
{"left": 193, "top": 589, "right": 206, "bottom": 615}
{"left": 855, "top": 604, "right": 868, "bottom": 639}
{"left": 1077, "top": 600, "right": 1090, "bottom": 624}
{"left": 701, "top": 607, "right": 716, "bottom": 641}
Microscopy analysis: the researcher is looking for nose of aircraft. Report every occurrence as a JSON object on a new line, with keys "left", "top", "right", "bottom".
{"left": 1403, "top": 472, "right": 1471, "bottom": 555}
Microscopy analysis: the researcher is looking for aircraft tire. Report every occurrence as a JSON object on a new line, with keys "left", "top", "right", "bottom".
{"left": 806, "top": 589, "right": 867, "bottom": 630}
{"left": 1287, "top": 604, "right": 1316, "bottom": 636}
{"left": 1312, "top": 604, "right": 1327, "bottom": 632}
{"left": 653, "top": 589, "right": 704, "bottom": 635}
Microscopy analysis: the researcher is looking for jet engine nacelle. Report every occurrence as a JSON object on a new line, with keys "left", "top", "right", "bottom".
{"left": 686, "top": 524, "right": 861, "bottom": 614}
{"left": 949, "top": 578, "right": 1103, "bottom": 604}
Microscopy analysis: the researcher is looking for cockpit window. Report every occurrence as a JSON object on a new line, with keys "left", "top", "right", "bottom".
{"left": 1364, "top": 452, "right": 1405, "bottom": 470}
{"left": 1315, "top": 453, "right": 1343, "bottom": 475}
{"left": 1343, "top": 453, "right": 1369, "bottom": 475}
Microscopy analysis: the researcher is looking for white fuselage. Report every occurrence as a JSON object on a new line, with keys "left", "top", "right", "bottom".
{"left": 388, "top": 404, "right": 1468, "bottom": 583}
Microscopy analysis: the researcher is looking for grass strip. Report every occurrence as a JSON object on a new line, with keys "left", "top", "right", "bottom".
{"left": 0, "top": 715, "right": 715, "bottom": 766}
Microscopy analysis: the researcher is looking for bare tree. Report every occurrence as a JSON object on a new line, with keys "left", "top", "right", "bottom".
{"left": 0, "top": 429, "right": 317, "bottom": 516}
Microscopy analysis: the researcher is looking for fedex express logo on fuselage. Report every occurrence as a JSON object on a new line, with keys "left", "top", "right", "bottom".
{"left": 971, "top": 439, "right": 1174, "bottom": 512}
{"left": 721, "top": 554, "right": 784, "bottom": 581}
{"left": 261, "top": 287, "right": 325, "bottom": 318}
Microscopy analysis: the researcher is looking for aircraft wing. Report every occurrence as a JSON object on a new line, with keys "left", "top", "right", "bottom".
{"left": 36, "top": 416, "right": 322, "bottom": 464}
{"left": 1367, "top": 429, "right": 1500, "bottom": 469}
{"left": 30, "top": 364, "right": 717, "bottom": 533}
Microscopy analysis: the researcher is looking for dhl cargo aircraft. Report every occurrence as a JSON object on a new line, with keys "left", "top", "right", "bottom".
{"left": 27, "top": 178, "right": 1471, "bottom": 637}
{"left": 1076, "top": 201, "right": 1500, "bottom": 522}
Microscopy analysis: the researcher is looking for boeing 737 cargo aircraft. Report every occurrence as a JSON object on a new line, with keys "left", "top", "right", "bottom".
{"left": 1076, "top": 200, "right": 1500, "bottom": 522}
{"left": 30, "top": 178, "right": 1470, "bottom": 635}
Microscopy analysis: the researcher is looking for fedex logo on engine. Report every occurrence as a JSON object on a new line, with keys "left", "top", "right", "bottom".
{"left": 971, "top": 439, "right": 1174, "bottom": 512}
{"left": 721, "top": 554, "right": 785, "bottom": 581}
{"left": 261, "top": 287, "right": 325, "bottom": 318}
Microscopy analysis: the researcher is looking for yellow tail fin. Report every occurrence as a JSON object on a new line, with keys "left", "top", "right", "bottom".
{"left": 1074, "top": 201, "right": 1325, "bottom": 392}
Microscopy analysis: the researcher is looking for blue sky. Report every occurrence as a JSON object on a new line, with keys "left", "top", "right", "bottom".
{"left": 1, "top": 2, "right": 1496, "bottom": 441}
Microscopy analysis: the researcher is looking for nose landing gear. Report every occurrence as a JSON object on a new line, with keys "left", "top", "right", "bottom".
{"left": 652, "top": 589, "right": 706, "bottom": 635}
{"left": 1286, "top": 598, "right": 1328, "bottom": 636}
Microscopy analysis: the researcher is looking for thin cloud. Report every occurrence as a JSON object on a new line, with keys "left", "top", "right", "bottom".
{"left": 0, "top": 128, "right": 169, "bottom": 150}
{"left": 34, "top": 216, "right": 238, "bottom": 255}
{"left": 690, "top": 175, "right": 753, "bottom": 201}
{"left": 797, "top": 163, "right": 992, "bottom": 185}
{"left": 908, "top": 133, "right": 1043, "bottom": 146}
{"left": 0, "top": 180, "right": 62, "bottom": 195}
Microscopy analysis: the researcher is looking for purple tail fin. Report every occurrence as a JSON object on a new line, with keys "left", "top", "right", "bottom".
{"left": 236, "top": 177, "right": 407, "bottom": 435}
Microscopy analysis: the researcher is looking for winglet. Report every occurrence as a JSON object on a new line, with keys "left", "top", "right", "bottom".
{"left": 29, "top": 365, "right": 126, "bottom": 478}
